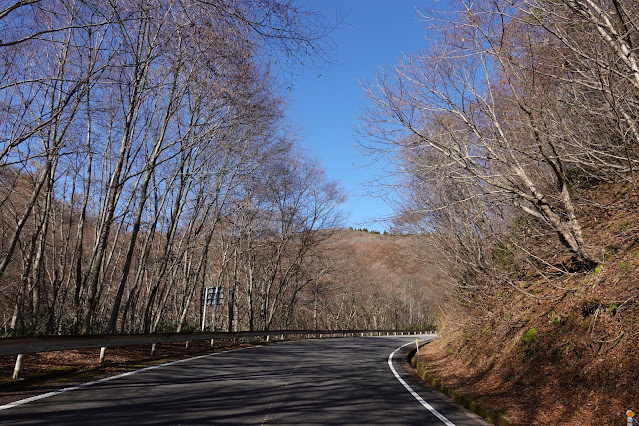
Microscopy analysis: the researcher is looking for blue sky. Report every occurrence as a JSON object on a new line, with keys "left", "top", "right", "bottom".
{"left": 286, "top": 0, "right": 432, "bottom": 232}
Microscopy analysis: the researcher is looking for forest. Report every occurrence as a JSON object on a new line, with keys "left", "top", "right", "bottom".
{"left": 362, "top": 0, "right": 639, "bottom": 276}
{"left": 0, "top": 0, "right": 440, "bottom": 337}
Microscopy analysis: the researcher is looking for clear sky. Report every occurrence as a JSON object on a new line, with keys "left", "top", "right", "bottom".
{"left": 287, "top": 0, "right": 431, "bottom": 232}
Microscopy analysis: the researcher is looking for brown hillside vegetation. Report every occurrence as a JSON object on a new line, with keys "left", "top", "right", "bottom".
{"left": 418, "top": 181, "right": 639, "bottom": 425}
{"left": 301, "top": 229, "right": 447, "bottom": 330}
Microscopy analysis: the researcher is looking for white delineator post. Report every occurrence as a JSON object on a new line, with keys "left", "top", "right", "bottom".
{"left": 628, "top": 410, "right": 635, "bottom": 426}
{"left": 415, "top": 339, "right": 419, "bottom": 356}
{"left": 13, "top": 354, "right": 23, "bottom": 379}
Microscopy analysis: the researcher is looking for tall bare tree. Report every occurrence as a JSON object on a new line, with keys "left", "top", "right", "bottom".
{"left": 0, "top": 0, "right": 340, "bottom": 335}
{"left": 360, "top": 0, "right": 601, "bottom": 268}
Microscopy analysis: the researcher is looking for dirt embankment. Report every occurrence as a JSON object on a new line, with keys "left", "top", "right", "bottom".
{"left": 418, "top": 182, "right": 639, "bottom": 425}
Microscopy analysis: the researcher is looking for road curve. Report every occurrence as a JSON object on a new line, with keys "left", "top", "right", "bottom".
{"left": 0, "top": 335, "right": 488, "bottom": 425}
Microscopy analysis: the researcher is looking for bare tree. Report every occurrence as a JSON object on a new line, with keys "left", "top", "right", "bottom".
{"left": 0, "top": 0, "right": 339, "bottom": 336}
{"left": 360, "top": 0, "right": 601, "bottom": 269}
{"left": 508, "top": 0, "right": 639, "bottom": 182}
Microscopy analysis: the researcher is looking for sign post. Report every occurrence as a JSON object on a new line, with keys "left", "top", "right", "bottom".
{"left": 201, "top": 290, "right": 208, "bottom": 332}
{"left": 201, "top": 286, "right": 224, "bottom": 332}
{"left": 211, "top": 286, "right": 223, "bottom": 332}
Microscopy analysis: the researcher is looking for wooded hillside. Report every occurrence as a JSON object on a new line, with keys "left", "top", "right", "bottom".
{"left": 358, "top": 0, "right": 639, "bottom": 423}
{"left": 0, "top": 0, "right": 444, "bottom": 338}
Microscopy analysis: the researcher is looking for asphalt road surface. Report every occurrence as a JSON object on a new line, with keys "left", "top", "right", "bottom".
{"left": 0, "top": 335, "right": 489, "bottom": 425}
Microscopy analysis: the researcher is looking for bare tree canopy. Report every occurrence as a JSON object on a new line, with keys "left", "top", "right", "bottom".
{"left": 0, "top": 0, "right": 355, "bottom": 336}
{"left": 360, "top": 0, "right": 639, "bottom": 294}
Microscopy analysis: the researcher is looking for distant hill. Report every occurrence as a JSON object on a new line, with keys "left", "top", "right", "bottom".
{"left": 297, "top": 228, "right": 450, "bottom": 330}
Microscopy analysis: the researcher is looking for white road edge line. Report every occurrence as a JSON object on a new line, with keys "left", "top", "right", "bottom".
{"left": 388, "top": 341, "right": 456, "bottom": 426}
{"left": 0, "top": 347, "right": 249, "bottom": 411}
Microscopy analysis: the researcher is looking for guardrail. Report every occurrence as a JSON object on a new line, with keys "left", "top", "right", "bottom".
{"left": 2, "top": 329, "right": 434, "bottom": 379}
{"left": 0, "top": 329, "right": 431, "bottom": 356}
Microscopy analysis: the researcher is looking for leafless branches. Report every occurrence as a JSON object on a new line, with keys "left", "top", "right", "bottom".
{"left": 0, "top": 0, "right": 347, "bottom": 336}
{"left": 360, "top": 0, "right": 639, "bottom": 297}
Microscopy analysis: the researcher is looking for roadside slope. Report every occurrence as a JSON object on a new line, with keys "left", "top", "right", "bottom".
{"left": 417, "top": 181, "right": 639, "bottom": 425}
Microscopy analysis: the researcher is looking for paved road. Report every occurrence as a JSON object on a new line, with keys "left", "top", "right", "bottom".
{"left": 0, "top": 335, "right": 488, "bottom": 425}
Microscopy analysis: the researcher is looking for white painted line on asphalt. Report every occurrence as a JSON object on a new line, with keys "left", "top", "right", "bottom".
{"left": 388, "top": 341, "right": 456, "bottom": 426}
{"left": 0, "top": 347, "right": 248, "bottom": 411}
